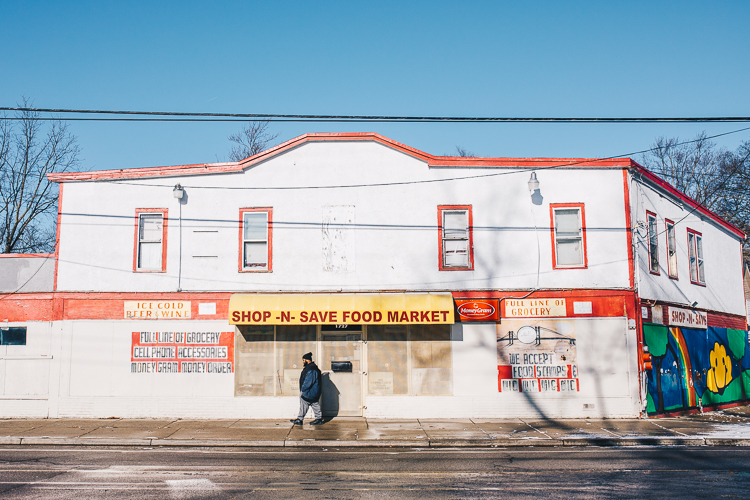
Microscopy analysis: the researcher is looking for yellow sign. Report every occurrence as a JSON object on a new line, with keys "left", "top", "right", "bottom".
{"left": 124, "top": 301, "right": 192, "bottom": 319}
{"left": 505, "top": 298, "right": 566, "bottom": 318}
{"left": 229, "top": 293, "right": 454, "bottom": 325}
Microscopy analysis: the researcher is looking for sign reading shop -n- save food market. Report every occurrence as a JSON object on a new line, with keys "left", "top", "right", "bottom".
{"left": 229, "top": 293, "right": 454, "bottom": 325}
{"left": 125, "top": 301, "right": 191, "bottom": 319}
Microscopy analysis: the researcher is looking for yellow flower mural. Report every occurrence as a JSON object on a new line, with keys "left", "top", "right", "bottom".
{"left": 706, "top": 342, "right": 733, "bottom": 394}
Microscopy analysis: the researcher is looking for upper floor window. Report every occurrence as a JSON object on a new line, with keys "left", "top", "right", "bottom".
{"left": 550, "top": 203, "right": 587, "bottom": 269}
{"left": 687, "top": 229, "right": 705, "bottom": 285}
{"left": 240, "top": 208, "right": 272, "bottom": 272}
{"left": 438, "top": 205, "right": 473, "bottom": 270}
{"left": 666, "top": 219, "right": 678, "bottom": 279}
{"left": 647, "top": 211, "right": 659, "bottom": 274}
{"left": 134, "top": 209, "right": 168, "bottom": 272}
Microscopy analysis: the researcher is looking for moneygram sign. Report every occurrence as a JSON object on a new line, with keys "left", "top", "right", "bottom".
{"left": 455, "top": 299, "right": 500, "bottom": 322}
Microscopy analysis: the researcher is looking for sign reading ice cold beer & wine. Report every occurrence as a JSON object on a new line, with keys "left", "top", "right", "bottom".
{"left": 131, "top": 331, "right": 234, "bottom": 374}
{"left": 124, "top": 301, "right": 191, "bottom": 319}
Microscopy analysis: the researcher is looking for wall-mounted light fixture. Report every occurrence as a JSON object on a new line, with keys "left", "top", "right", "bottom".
{"left": 173, "top": 184, "right": 184, "bottom": 199}
{"left": 528, "top": 172, "right": 540, "bottom": 193}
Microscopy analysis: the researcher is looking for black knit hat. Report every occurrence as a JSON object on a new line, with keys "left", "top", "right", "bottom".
{"left": 302, "top": 352, "right": 313, "bottom": 361}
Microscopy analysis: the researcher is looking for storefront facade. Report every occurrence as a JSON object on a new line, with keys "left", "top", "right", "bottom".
{"left": 1, "top": 133, "right": 746, "bottom": 419}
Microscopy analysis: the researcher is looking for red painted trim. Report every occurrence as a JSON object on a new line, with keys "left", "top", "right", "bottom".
{"left": 665, "top": 218, "right": 678, "bottom": 280}
{"left": 549, "top": 203, "right": 588, "bottom": 270}
{"left": 46, "top": 133, "right": 636, "bottom": 183}
{"left": 238, "top": 207, "right": 273, "bottom": 273}
{"left": 646, "top": 211, "right": 660, "bottom": 275}
{"left": 53, "top": 183, "right": 63, "bottom": 291}
{"left": 706, "top": 311, "right": 748, "bottom": 330}
{"left": 632, "top": 165, "right": 745, "bottom": 239}
{"left": 622, "top": 170, "right": 635, "bottom": 289}
{"left": 0, "top": 253, "right": 54, "bottom": 258}
{"left": 686, "top": 228, "right": 705, "bottom": 286}
{"left": 133, "top": 208, "right": 169, "bottom": 273}
{"left": 455, "top": 290, "right": 635, "bottom": 318}
{"left": 437, "top": 205, "right": 474, "bottom": 271}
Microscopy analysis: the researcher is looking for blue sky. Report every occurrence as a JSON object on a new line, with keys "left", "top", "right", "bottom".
{"left": 2, "top": 1, "right": 749, "bottom": 170}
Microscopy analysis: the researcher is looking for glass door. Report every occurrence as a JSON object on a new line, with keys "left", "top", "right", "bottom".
{"left": 319, "top": 326, "right": 364, "bottom": 417}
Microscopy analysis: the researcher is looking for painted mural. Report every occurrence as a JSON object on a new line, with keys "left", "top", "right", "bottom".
{"left": 643, "top": 325, "right": 750, "bottom": 414}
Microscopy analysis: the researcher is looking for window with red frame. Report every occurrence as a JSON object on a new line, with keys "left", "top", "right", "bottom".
{"left": 134, "top": 209, "right": 167, "bottom": 272}
{"left": 438, "top": 206, "right": 473, "bottom": 270}
{"left": 687, "top": 229, "right": 705, "bottom": 284}
{"left": 647, "top": 211, "right": 659, "bottom": 274}
{"left": 240, "top": 208, "right": 272, "bottom": 272}
{"left": 666, "top": 219, "right": 678, "bottom": 278}
{"left": 550, "top": 204, "right": 586, "bottom": 268}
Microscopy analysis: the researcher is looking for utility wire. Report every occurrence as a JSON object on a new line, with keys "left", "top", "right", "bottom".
{"left": 3, "top": 106, "right": 750, "bottom": 123}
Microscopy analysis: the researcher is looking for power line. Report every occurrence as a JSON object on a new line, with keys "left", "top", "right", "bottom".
{"left": 3, "top": 106, "right": 750, "bottom": 123}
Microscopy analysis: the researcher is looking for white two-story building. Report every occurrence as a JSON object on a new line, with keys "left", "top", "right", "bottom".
{"left": 1, "top": 132, "right": 747, "bottom": 419}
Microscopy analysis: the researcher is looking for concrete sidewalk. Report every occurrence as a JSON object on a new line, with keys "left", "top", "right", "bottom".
{"left": 2, "top": 407, "right": 750, "bottom": 448}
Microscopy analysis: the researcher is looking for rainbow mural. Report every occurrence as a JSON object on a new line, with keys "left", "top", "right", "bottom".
{"left": 644, "top": 325, "right": 750, "bottom": 415}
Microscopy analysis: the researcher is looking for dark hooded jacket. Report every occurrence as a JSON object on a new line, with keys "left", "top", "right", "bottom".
{"left": 299, "top": 361, "right": 322, "bottom": 403}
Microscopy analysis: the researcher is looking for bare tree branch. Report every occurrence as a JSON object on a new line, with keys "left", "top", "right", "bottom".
{"left": 0, "top": 98, "right": 80, "bottom": 253}
{"left": 455, "top": 146, "right": 476, "bottom": 157}
{"left": 640, "top": 132, "right": 750, "bottom": 258}
{"left": 227, "top": 121, "right": 279, "bottom": 162}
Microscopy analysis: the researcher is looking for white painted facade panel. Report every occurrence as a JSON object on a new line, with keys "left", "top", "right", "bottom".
{"left": 630, "top": 175, "right": 745, "bottom": 315}
{"left": 57, "top": 141, "right": 631, "bottom": 293}
{"left": 2, "top": 318, "right": 639, "bottom": 419}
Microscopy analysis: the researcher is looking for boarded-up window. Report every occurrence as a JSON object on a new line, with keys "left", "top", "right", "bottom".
{"left": 367, "top": 326, "right": 408, "bottom": 395}
{"left": 235, "top": 326, "right": 274, "bottom": 396}
{"left": 410, "top": 325, "right": 452, "bottom": 396}
{"left": 276, "top": 326, "right": 317, "bottom": 396}
{"left": 367, "top": 325, "right": 452, "bottom": 396}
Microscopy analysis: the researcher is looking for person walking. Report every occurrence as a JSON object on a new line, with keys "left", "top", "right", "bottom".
{"left": 290, "top": 352, "right": 324, "bottom": 425}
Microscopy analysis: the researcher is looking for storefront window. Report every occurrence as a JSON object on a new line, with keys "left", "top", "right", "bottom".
{"left": 410, "top": 325, "right": 453, "bottom": 396}
{"left": 236, "top": 324, "right": 453, "bottom": 398}
{"left": 235, "top": 326, "right": 274, "bottom": 396}
{"left": 367, "top": 325, "right": 452, "bottom": 396}
{"left": 276, "top": 325, "right": 316, "bottom": 396}
{"left": 367, "top": 326, "right": 408, "bottom": 395}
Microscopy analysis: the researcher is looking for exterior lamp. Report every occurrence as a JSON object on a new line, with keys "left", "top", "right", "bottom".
{"left": 528, "top": 172, "right": 540, "bottom": 193}
{"left": 173, "top": 184, "right": 184, "bottom": 199}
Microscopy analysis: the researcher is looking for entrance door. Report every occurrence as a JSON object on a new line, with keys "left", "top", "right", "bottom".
{"left": 319, "top": 329, "right": 364, "bottom": 417}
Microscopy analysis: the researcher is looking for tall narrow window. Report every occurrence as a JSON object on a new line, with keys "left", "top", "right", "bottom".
{"left": 666, "top": 219, "right": 678, "bottom": 278}
{"left": 239, "top": 208, "right": 272, "bottom": 272}
{"left": 550, "top": 204, "right": 587, "bottom": 269}
{"left": 688, "top": 229, "right": 705, "bottom": 285}
{"left": 647, "top": 211, "right": 659, "bottom": 274}
{"left": 438, "top": 206, "right": 473, "bottom": 270}
{"left": 134, "top": 209, "right": 168, "bottom": 272}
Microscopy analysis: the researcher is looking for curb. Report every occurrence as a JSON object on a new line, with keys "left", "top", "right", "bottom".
{"left": 561, "top": 437, "right": 706, "bottom": 447}
{"left": 2, "top": 436, "right": 749, "bottom": 448}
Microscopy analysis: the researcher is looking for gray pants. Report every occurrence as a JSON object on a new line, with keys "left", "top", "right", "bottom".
{"left": 297, "top": 397, "right": 322, "bottom": 420}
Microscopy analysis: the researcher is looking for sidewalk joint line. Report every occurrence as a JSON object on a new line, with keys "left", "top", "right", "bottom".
{"left": 649, "top": 420, "right": 689, "bottom": 436}
{"left": 518, "top": 419, "right": 552, "bottom": 439}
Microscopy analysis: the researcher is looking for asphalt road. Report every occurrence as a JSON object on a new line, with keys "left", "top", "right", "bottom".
{"left": 1, "top": 446, "right": 749, "bottom": 498}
